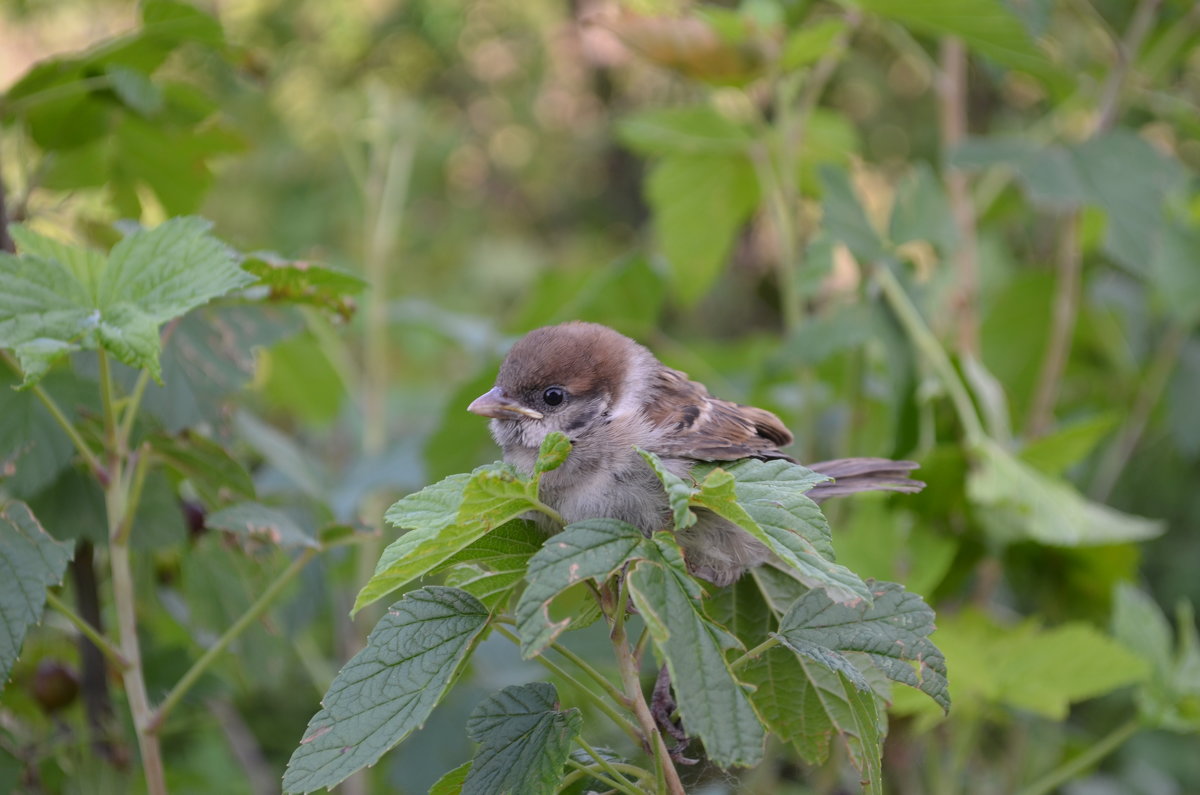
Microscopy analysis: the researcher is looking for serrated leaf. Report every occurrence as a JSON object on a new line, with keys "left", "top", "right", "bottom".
{"left": 440, "top": 519, "right": 544, "bottom": 570}
{"left": 646, "top": 153, "right": 760, "bottom": 306}
{"left": 149, "top": 430, "right": 255, "bottom": 508}
{"left": 0, "top": 218, "right": 253, "bottom": 386}
{"left": 358, "top": 465, "right": 545, "bottom": 613}
{"left": 533, "top": 432, "right": 572, "bottom": 476}
{"left": 636, "top": 448, "right": 696, "bottom": 530}
{"left": 0, "top": 503, "right": 74, "bottom": 687}
{"left": 463, "top": 682, "right": 581, "bottom": 795}
{"left": 691, "top": 461, "right": 870, "bottom": 604}
{"left": 968, "top": 437, "right": 1163, "bottom": 545}
{"left": 515, "top": 519, "right": 647, "bottom": 657}
{"left": 778, "top": 580, "right": 950, "bottom": 712}
{"left": 241, "top": 252, "right": 366, "bottom": 321}
{"left": 628, "top": 534, "right": 765, "bottom": 768}
{"left": 282, "top": 587, "right": 489, "bottom": 794}
{"left": 206, "top": 502, "right": 318, "bottom": 549}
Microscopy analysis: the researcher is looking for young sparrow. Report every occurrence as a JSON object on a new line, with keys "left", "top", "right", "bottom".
{"left": 468, "top": 321, "right": 922, "bottom": 586}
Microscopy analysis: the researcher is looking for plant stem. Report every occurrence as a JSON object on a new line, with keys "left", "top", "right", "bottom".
{"left": 493, "top": 626, "right": 642, "bottom": 747}
{"left": 563, "top": 757, "right": 642, "bottom": 795}
{"left": 1090, "top": 323, "right": 1189, "bottom": 501}
{"left": 44, "top": 591, "right": 129, "bottom": 671}
{"left": 1, "top": 351, "right": 105, "bottom": 479}
{"left": 1017, "top": 717, "right": 1140, "bottom": 795}
{"left": 609, "top": 586, "right": 685, "bottom": 795}
{"left": 117, "top": 369, "right": 152, "bottom": 448}
{"left": 576, "top": 736, "right": 646, "bottom": 795}
{"left": 112, "top": 445, "right": 150, "bottom": 546}
{"left": 874, "top": 263, "right": 986, "bottom": 443}
{"left": 149, "top": 547, "right": 318, "bottom": 733}
{"left": 729, "top": 636, "right": 781, "bottom": 671}
{"left": 550, "top": 641, "right": 630, "bottom": 708}
{"left": 937, "top": 36, "right": 980, "bottom": 356}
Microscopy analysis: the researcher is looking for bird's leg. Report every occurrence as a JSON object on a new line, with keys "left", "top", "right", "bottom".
{"left": 651, "top": 665, "right": 698, "bottom": 764}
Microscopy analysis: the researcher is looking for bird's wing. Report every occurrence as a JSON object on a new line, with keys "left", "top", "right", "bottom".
{"left": 641, "top": 367, "right": 795, "bottom": 462}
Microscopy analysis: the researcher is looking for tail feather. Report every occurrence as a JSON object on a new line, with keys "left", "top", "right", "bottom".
{"left": 807, "top": 457, "right": 924, "bottom": 503}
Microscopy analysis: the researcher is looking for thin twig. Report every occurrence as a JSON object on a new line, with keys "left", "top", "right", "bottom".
{"left": 1018, "top": 717, "right": 1141, "bottom": 795}
{"left": 44, "top": 591, "right": 130, "bottom": 671}
{"left": 728, "top": 636, "right": 782, "bottom": 671}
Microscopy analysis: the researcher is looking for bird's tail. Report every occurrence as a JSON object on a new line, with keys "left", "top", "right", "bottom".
{"left": 806, "top": 458, "right": 924, "bottom": 502}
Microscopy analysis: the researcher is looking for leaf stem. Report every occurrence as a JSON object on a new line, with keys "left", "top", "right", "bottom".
{"left": 148, "top": 547, "right": 318, "bottom": 733}
{"left": 117, "top": 369, "right": 151, "bottom": 449}
{"left": 609, "top": 584, "right": 686, "bottom": 795}
{"left": 729, "top": 636, "right": 782, "bottom": 671}
{"left": 1017, "top": 717, "right": 1141, "bottom": 795}
{"left": 563, "top": 757, "right": 642, "bottom": 795}
{"left": 44, "top": 591, "right": 129, "bottom": 671}
{"left": 112, "top": 444, "right": 150, "bottom": 545}
{"left": 493, "top": 625, "right": 641, "bottom": 747}
{"left": 550, "top": 641, "right": 630, "bottom": 708}
{"left": 575, "top": 737, "right": 646, "bottom": 795}
{"left": 1, "top": 351, "right": 105, "bottom": 479}
{"left": 874, "top": 263, "right": 986, "bottom": 443}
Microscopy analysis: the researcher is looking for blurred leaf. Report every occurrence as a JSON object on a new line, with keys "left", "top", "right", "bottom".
{"left": 234, "top": 410, "right": 329, "bottom": 500}
{"left": 462, "top": 682, "right": 580, "bottom": 795}
{"left": 1, "top": 219, "right": 253, "bottom": 386}
{"left": 628, "top": 533, "right": 765, "bottom": 768}
{"left": 646, "top": 153, "right": 759, "bottom": 306}
{"left": 241, "top": 253, "right": 366, "bottom": 322}
{"left": 833, "top": 501, "right": 957, "bottom": 598}
{"left": 1148, "top": 207, "right": 1200, "bottom": 325}
{"left": 1113, "top": 584, "right": 1200, "bottom": 731}
{"left": 819, "top": 165, "right": 885, "bottom": 263}
{"left": 26, "top": 468, "right": 107, "bottom": 544}
{"left": 636, "top": 448, "right": 697, "bottom": 530}
{"left": 113, "top": 116, "right": 242, "bottom": 216}
{"left": 150, "top": 431, "right": 255, "bottom": 509}
{"left": 0, "top": 503, "right": 74, "bottom": 688}
{"left": 130, "top": 469, "right": 188, "bottom": 549}
{"left": 921, "top": 609, "right": 1149, "bottom": 720}
{"left": 610, "top": 13, "right": 768, "bottom": 85}
{"left": 1018, "top": 413, "right": 1119, "bottom": 476}
{"left": 617, "top": 105, "right": 753, "bottom": 156}
{"left": 104, "top": 65, "right": 163, "bottom": 116}
{"left": 1167, "top": 339, "right": 1200, "bottom": 458}
{"left": 777, "top": 580, "right": 950, "bottom": 712}
{"left": 968, "top": 438, "right": 1164, "bottom": 545}
{"left": 207, "top": 502, "right": 319, "bottom": 549}
{"left": 889, "top": 163, "right": 956, "bottom": 254}
{"left": 0, "top": 370, "right": 96, "bottom": 499}
{"left": 282, "top": 587, "right": 489, "bottom": 794}
{"left": 515, "top": 519, "right": 646, "bottom": 657}
{"left": 691, "top": 459, "right": 872, "bottom": 604}
{"left": 851, "top": 0, "right": 1053, "bottom": 76}
{"left": 781, "top": 18, "right": 847, "bottom": 69}
{"left": 259, "top": 335, "right": 346, "bottom": 427}
{"left": 429, "top": 761, "right": 471, "bottom": 795}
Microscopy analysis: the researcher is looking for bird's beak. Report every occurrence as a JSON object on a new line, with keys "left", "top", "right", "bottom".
{"left": 467, "top": 386, "right": 544, "bottom": 420}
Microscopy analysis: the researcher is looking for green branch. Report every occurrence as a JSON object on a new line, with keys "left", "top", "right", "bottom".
{"left": 1017, "top": 717, "right": 1141, "bottom": 795}
{"left": 44, "top": 591, "right": 129, "bottom": 671}
{"left": 148, "top": 547, "right": 319, "bottom": 733}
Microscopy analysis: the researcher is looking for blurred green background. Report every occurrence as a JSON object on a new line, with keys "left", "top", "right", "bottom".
{"left": 2, "top": 0, "right": 1199, "bottom": 792}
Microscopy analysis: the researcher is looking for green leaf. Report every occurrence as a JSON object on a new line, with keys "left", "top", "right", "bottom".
{"left": 241, "top": 252, "right": 366, "bottom": 322}
{"left": 0, "top": 503, "right": 74, "bottom": 687}
{"left": 515, "top": 519, "right": 647, "bottom": 657}
{"left": 429, "top": 761, "right": 471, "bottom": 795}
{"left": 104, "top": 65, "right": 164, "bottom": 116}
{"left": 1148, "top": 207, "right": 1200, "bottom": 326}
{"left": 441, "top": 519, "right": 545, "bottom": 570}
{"left": 149, "top": 430, "right": 255, "bottom": 508}
{"left": 636, "top": 448, "right": 696, "bottom": 530}
{"left": 533, "top": 432, "right": 572, "bottom": 476}
{"left": 206, "top": 502, "right": 318, "bottom": 549}
{"left": 0, "top": 369, "right": 96, "bottom": 499}
{"left": 918, "top": 609, "right": 1148, "bottom": 721}
{"left": 260, "top": 334, "right": 346, "bottom": 426}
{"left": 831, "top": 501, "right": 957, "bottom": 598}
{"left": 968, "top": 438, "right": 1164, "bottom": 545}
{"left": 1017, "top": 413, "right": 1119, "bottom": 476}
{"left": 628, "top": 533, "right": 765, "bottom": 768}
{"left": 646, "top": 153, "right": 760, "bottom": 306}
{"left": 819, "top": 165, "right": 886, "bottom": 264}
{"left": 282, "top": 587, "right": 490, "bottom": 794}
{"left": 781, "top": 18, "right": 847, "bottom": 70}
{"left": 888, "top": 162, "right": 957, "bottom": 254}
{"left": 462, "top": 682, "right": 581, "bottom": 795}
{"left": 0, "top": 218, "right": 253, "bottom": 386}
{"left": 690, "top": 461, "right": 871, "bottom": 604}
{"left": 777, "top": 580, "right": 950, "bottom": 712}
{"left": 616, "top": 105, "right": 753, "bottom": 156}
{"left": 358, "top": 464, "right": 548, "bottom": 613}
{"left": 852, "top": 0, "right": 1052, "bottom": 77}
{"left": 1113, "top": 584, "right": 1200, "bottom": 731}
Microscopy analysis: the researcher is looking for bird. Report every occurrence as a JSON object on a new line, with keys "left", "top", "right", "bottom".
{"left": 467, "top": 321, "right": 923, "bottom": 586}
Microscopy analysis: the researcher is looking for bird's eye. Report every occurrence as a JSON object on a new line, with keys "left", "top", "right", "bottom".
{"left": 542, "top": 387, "right": 566, "bottom": 406}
